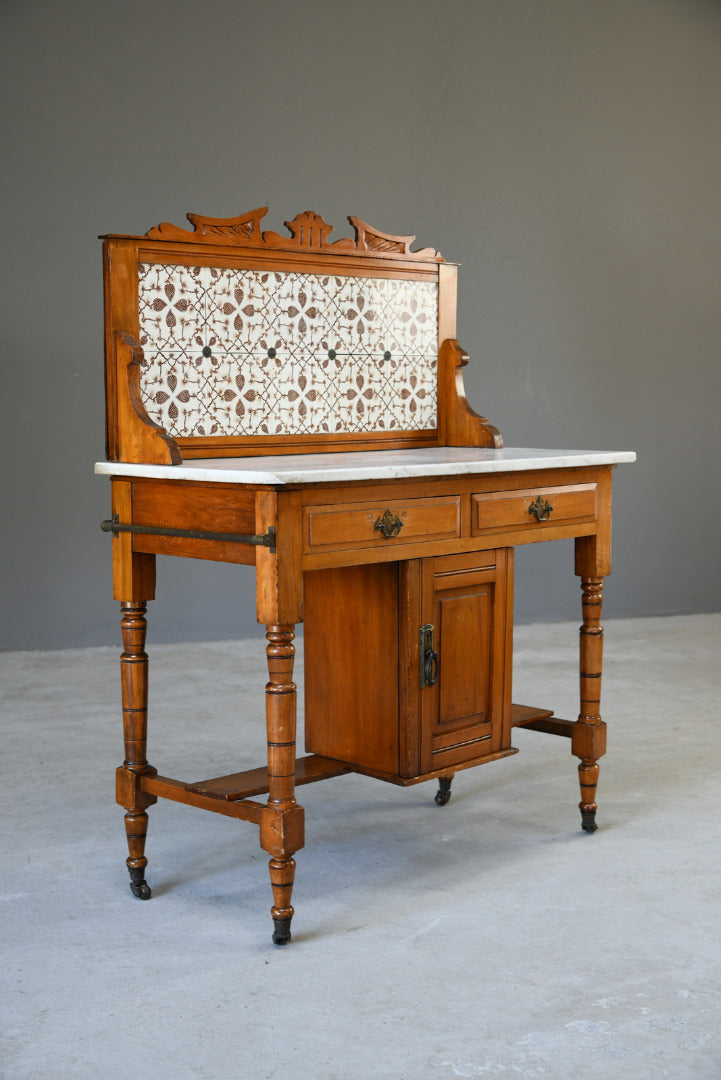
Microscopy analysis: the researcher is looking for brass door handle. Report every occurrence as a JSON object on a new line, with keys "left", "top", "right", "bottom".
{"left": 374, "top": 509, "right": 405, "bottom": 539}
{"left": 528, "top": 495, "right": 554, "bottom": 522}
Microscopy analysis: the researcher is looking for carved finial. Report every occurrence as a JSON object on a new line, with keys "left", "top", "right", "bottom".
{"left": 283, "top": 211, "right": 336, "bottom": 249}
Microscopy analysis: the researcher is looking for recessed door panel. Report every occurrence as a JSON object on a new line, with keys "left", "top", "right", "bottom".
{"left": 438, "top": 588, "right": 492, "bottom": 730}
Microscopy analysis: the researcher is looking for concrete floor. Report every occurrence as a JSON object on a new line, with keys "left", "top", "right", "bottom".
{"left": 1, "top": 613, "right": 720, "bottom": 1079}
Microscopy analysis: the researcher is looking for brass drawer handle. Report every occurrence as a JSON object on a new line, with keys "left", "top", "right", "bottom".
{"left": 374, "top": 509, "right": 405, "bottom": 539}
{"left": 528, "top": 495, "right": 554, "bottom": 522}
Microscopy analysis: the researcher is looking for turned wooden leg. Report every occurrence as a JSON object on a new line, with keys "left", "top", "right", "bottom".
{"left": 260, "top": 626, "right": 304, "bottom": 945}
{"left": 572, "top": 577, "right": 607, "bottom": 833}
{"left": 116, "top": 601, "right": 157, "bottom": 898}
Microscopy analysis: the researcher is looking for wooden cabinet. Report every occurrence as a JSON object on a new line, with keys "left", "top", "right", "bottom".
{"left": 303, "top": 549, "right": 514, "bottom": 783}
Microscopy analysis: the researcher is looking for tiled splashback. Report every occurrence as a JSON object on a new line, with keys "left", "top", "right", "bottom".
{"left": 138, "top": 263, "right": 438, "bottom": 438}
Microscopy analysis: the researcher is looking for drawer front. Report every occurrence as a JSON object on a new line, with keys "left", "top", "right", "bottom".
{"left": 472, "top": 483, "right": 597, "bottom": 534}
{"left": 127, "top": 482, "right": 258, "bottom": 564}
{"left": 305, "top": 495, "right": 461, "bottom": 552}
{"left": 131, "top": 482, "right": 256, "bottom": 534}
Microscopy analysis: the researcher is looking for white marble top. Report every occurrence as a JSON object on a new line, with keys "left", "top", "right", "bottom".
{"left": 95, "top": 446, "right": 635, "bottom": 486}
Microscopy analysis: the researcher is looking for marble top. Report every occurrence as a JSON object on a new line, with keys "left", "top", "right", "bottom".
{"left": 95, "top": 447, "right": 635, "bottom": 486}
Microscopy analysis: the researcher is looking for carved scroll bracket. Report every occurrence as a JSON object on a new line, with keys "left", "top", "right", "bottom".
{"left": 113, "top": 331, "right": 182, "bottom": 465}
{"left": 437, "top": 338, "right": 503, "bottom": 449}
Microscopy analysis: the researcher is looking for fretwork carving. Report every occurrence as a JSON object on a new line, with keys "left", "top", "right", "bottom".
{"left": 146, "top": 207, "right": 268, "bottom": 244}
{"left": 144, "top": 207, "right": 442, "bottom": 261}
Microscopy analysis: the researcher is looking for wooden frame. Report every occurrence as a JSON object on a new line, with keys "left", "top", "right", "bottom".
{"left": 102, "top": 208, "right": 501, "bottom": 463}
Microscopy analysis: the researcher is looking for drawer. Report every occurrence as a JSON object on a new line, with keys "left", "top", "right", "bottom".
{"left": 472, "top": 483, "right": 597, "bottom": 534}
{"left": 304, "top": 495, "right": 461, "bottom": 552}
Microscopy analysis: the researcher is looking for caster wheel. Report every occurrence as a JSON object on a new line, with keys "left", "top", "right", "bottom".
{"left": 129, "top": 868, "right": 152, "bottom": 899}
{"left": 434, "top": 777, "right": 453, "bottom": 806}
{"left": 272, "top": 917, "right": 292, "bottom": 945}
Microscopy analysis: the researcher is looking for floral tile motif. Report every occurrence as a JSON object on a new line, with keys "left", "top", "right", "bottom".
{"left": 137, "top": 264, "right": 438, "bottom": 437}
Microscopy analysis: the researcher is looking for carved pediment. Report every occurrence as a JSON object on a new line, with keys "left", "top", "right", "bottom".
{"left": 145, "top": 207, "right": 442, "bottom": 261}
{"left": 146, "top": 207, "right": 268, "bottom": 244}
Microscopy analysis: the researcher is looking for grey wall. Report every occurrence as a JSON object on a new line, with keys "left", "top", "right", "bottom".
{"left": 2, "top": 0, "right": 720, "bottom": 651}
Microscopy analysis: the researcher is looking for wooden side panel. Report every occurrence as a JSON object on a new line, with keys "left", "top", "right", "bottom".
{"left": 437, "top": 263, "right": 458, "bottom": 361}
{"left": 255, "top": 489, "right": 304, "bottom": 626}
{"left": 575, "top": 467, "right": 613, "bottom": 578}
{"left": 103, "top": 241, "right": 180, "bottom": 464}
{"left": 398, "top": 559, "right": 422, "bottom": 777}
{"left": 110, "top": 480, "right": 156, "bottom": 602}
{"left": 303, "top": 563, "right": 401, "bottom": 775}
{"left": 103, "top": 239, "right": 139, "bottom": 462}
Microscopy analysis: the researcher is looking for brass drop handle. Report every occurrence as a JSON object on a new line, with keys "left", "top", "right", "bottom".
{"left": 528, "top": 495, "right": 554, "bottom": 522}
{"left": 420, "top": 624, "right": 439, "bottom": 688}
{"left": 374, "top": 509, "right": 405, "bottom": 539}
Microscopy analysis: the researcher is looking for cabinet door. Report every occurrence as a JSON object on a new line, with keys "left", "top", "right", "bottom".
{"left": 418, "top": 550, "right": 513, "bottom": 774}
{"left": 304, "top": 550, "right": 513, "bottom": 782}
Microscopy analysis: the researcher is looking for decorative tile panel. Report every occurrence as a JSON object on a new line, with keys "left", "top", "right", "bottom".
{"left": 137, "top": 264, "right": 438, "bottom": 437}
